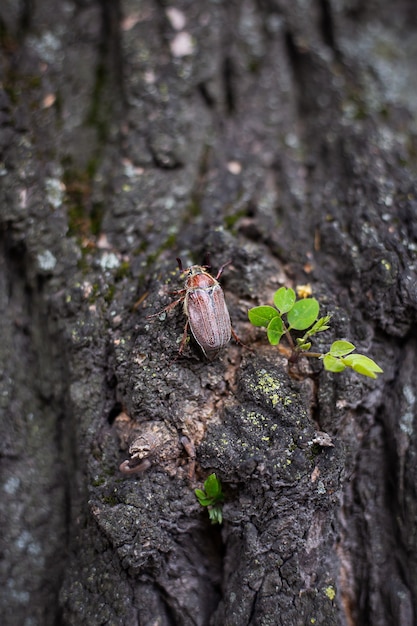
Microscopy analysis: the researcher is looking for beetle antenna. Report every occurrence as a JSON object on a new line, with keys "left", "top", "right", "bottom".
{"left": 216, "top": 260, "right": 232, "bottom": 279}
{"left": 176, "top": 257, "right": 183, "bottom": 272}
{"left": 203, "top": 252, "right": 211, "bottom": 269}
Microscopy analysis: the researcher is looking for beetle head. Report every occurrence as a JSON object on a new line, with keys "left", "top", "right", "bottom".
{"left": 177, "top": 257, "right": 211, "bottom": 278}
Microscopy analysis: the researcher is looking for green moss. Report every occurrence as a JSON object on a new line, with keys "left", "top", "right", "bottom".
{"left": 86, "top": 62, "right": 110, "bottom": 143}
{"left": 309, "top": 443, "right": 322, "bottom": 459}
{"left": 224, "top": 209, "right": 247, "bottom": 230}
{"left": 132, "top": 241, "right": 149, "bottom": 256}
{"left": 90, "top": 202, "right": 104, "bottom": 236}
{"left": 87, "top": 283, "right": 101, "bottom": 304}
{"left": 76, "top": 253, "right": 91, "bottom": 274}
{"left": 114, "top": 260, "right": 131, "bottom": 281}
{"left": 164, "top": 232, "right": 177, "bottom": 250}
{"left": 248, "top": 59, "right": 261, "bottom": 73}
{"left": 144, "top": 233, "right": 179, "bottom": 268}
{"left": 104, "top": 283, "right": 116, "bottom": 304}
{"left": 63, "top": 160, "right": 104, "bottom": 241}
{"left": 3, "top": 83, "right": 19, "bottom": 105}
{"left": 67, "top": 203, "right": 87, "bottom": 237}
{"left": 64, "top": 167, "right": 93, "bottom": 236}
{"left": 28, "top": 75, "right": 42, "bottom": 89}
{"left": 102, "top": 495, "right": 119, "bottom": 506}
{"left": 92, "top": 477, "right": 106, "bottom": 487}
{"left": 186, "top": 197, "right": 201, "bottom": 218}
{"left": 86, "top": 156, "right": 100, "bottom": 180}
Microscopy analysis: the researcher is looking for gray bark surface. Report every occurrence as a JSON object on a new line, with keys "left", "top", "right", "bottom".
{"left": 1, "top": 1, "right": 417, "bottom": 625}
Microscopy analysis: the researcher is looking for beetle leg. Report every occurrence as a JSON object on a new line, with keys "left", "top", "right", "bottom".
{"left": 231, "top": 326, "right": 254, "bottom": 352}
{"left": 178, "top": 319, "right": 190, "bottom": 355}
{"left": 119, "top": 458, "right": 152, "bottom": 475}
{"left": 231, "top": 326, "right": 243, "bottom": 345}
{"left": 147, "top": 295, "right": 185, "bottom": 319}
{"left": 180, "top": 435, "right": 196, "bottom": 483}
{"left": 168, "top": 320, "right": 190, "bottom": 365}
{"left": 168, "top": 288, "right": 186, "bottom": 296}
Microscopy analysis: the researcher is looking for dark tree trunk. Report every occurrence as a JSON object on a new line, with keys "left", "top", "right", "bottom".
{"left": 1, "top": 1, "right": 417, "bottom": 625}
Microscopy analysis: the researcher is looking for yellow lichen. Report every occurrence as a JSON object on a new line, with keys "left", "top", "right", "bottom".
{"left": 324, "top": 585, "right": 336, "bottom": 601}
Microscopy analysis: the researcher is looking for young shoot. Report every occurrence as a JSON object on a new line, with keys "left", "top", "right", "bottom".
{"left": 195, "top": 473, "right": 224, "bottom": 524}
{"left": 248, "top": 287, "right": 383, "bottom": 379}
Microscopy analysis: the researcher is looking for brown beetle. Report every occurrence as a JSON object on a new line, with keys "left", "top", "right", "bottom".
{"left": 150, "top": 258, "right": 238, "bottom": 359}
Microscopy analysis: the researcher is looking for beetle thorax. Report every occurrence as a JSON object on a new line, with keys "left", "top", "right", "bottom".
{"left": 185, "top": 266, "right": 217, "bottom": 290}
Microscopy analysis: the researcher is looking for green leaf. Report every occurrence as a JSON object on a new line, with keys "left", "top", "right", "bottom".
{"left": 309, "top": 315, "right": 332, "bottom": 334}
{"left": 273, "top": 287, "right": 296, "bottom": 314}
{"left": 196, "top": 475, "right": 224, "bottom": 523}
{"left": 267, "top": 316, "right": 285, "bottom": 345}
{"left": 197, "top": 496, "right": 214, "bottom": 507}
{"left": 203, "top": 474, "right": 223, "bottom": 501}
{"left": 287, "top": 298, "right": 320, "bottom": 330}
{"left": 248, "top": 306, "right": 279, "bottom": 328}
{"left": 195, "top": 489, "right": 206, "bottom": 501}
{"left": 342, "top": 354, "right": 383, "bottom": 379}
{"left": 323, "top": 354, "right": 346, "bottom": 373}
{"left": 195, "top": 488, "right": 214, "bottom": 507}
{"left": 329, "top": 340, "right": 356, "bottom": 358}
{"left": 296, "top": 340, "right": 312, "bottom": 351}
{"left": 208, "top": 506, "right": 223, "bottom": 525}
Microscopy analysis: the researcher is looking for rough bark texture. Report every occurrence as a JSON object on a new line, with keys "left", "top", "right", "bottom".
{"left": 1, "top": 1, "right": 417, "bottom": 625}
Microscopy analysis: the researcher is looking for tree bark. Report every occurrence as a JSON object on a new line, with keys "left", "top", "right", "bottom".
{"left": 1, "top": 1, "right": 417, "bottom": 625}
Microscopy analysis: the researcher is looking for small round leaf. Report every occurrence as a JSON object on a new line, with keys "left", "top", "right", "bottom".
{"left": 287, "top": 298, "right": 319, "bottom": 330}
{"left": 323, "top": 354, "right": 346, "bottom": 373}
{"left": 329, "top": 340, "right": 356, "bottom": 357}
{"left": 273, "top": 287, "right": 296, "bottom": 314}
{"left": 248, "top": 306, "right": 279, "bottom": 327}
{"left": 267, "top": 316, "right": 285, "bottom": 345}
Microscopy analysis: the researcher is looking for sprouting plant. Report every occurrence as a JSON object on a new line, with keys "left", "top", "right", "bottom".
{"left": 248, "top": 287, "right": 383, "bottom": 379}
{"left": 195, "top": 473, "right": 224, "bottom": 524}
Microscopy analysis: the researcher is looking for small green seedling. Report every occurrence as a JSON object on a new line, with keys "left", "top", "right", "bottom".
{"left": 195, "top": 473, "right": 224, "bottom": 524}
{"left": 248, "top": 287, "right": 383, "bottom": 379}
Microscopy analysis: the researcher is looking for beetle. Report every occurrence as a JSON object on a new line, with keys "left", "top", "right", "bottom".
{"left": 149, "top": 258, "right": 239, "bottom": 359}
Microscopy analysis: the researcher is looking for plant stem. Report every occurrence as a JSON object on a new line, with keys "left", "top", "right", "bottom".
{"left": 301, "top": 351, "right": 323, "bottom": 358}
{"left": 283, "top": 323, "right": 294, "bottom": 349}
